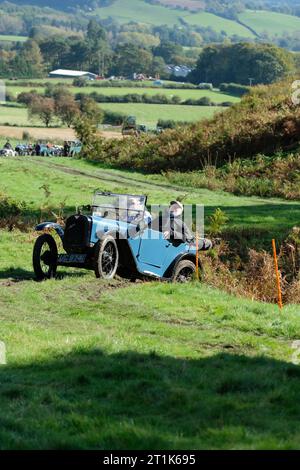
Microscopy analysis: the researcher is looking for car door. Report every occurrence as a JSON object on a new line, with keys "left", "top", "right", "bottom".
{"left": 137, "top": 227, "right": 171, "bottom": 268}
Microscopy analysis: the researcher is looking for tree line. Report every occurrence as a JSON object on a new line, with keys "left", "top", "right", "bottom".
{"left": 0, "top": 20, "right": 196, "bottom": 79}
{"left": 0, "top": 20, "right": 296, "bottom": 88}
{"left": 188, "top": 42, "right": 296, "bottom": 86}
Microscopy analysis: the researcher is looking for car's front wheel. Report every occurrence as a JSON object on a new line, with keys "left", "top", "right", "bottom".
{"left": 172, "top": 260, "right": 196, "bottom": 283}
{"left": 33, "top": 234, "right": 58, "bottom": 281}
{"left": 94, "top": 236, "right": 119, "bottom": 280}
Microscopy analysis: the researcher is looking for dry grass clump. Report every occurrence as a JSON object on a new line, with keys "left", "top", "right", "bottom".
{"left": 202, "top": 245, "right": 280, "bottom": 303}
{"left": 285, "top": 280, "right": 300, "bottom": 304}
{"left": 202, "top": 228, "right": 300, "bottom": 305}
{"left": 243, "top": 249, "right": 283, "bottom": 303}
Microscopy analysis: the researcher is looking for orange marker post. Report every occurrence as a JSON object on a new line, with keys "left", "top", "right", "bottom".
{"left": 195, "top": 231, "right": 199, "bottom": 281}
{"left": 272, "top": 239, "right": 283, "bottom": 310}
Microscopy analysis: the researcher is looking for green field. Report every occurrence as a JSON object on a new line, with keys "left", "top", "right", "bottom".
{"left": 95, "top": 0, "right": 183, "bottom": 26}
{"left": 6, "top": 84, "right": 240, "bottom": 104}
{"left": 3, "top": 82, "right": 238, "bottom": 129}
{"left": 0, "top": 102, "right": 225, "bottom": 128}
{"left": 93, "top": 0, "right": 253, "bottom": 37}
{"left": 99, "top": 103, "right": 224, "bottom": 126}
{"left": 0, "top": 105, "right": 60, "bottom": 127}
{"left": 0, "top": 105, "right": 35, "bottom": 126}
{"left": 0, "top": 157, "right": 300, "bottom": 449}
{"left": 183, "top": 11, "right": 254, "bottom": 36}
{"left": 239, "top": 10, "right": 300, "bottom": 36}
{"left": 74, "top": 87, "right": 239, "bottom": 103}
{"left": 0, "top": 35, "right": 27, "bottom": 43}
{"left": 6, "top": 78, "right": 74, "bottom": 85}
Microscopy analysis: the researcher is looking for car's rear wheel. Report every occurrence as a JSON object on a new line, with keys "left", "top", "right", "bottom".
{"left": 172, "top": 260, "right": 196, "bottom": 283}
{"left": 94, "top": 236, "right": 119, "bottom": 280}
{"left": 33, "top": 234, "right": 58, "bottom": 281}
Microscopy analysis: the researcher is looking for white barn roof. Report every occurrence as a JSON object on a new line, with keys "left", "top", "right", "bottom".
{"left": 49, "top": 69, "right": 97, "bottom": 78}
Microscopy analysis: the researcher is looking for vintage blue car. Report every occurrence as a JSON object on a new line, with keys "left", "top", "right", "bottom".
{"left": 33, "top": 192, "right": 212, "bottom": 282}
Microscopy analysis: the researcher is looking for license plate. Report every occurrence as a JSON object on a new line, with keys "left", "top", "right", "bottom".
{"left": 58, "top": 254, "right": 87, "bottom": 264}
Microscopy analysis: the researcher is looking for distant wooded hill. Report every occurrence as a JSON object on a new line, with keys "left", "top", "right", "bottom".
{"left": 4, "top": 0, "right": 300, "bottom": 16}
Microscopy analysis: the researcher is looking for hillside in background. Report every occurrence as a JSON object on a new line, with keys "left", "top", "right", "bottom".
{"left": 5, "top": 0, "right": 300, "bottom": 15}
{"left": 89, "top": 79, "right": 300, "bottom": 172}
{"left": 1, "top": 0, "right": 300, "bottom": 46}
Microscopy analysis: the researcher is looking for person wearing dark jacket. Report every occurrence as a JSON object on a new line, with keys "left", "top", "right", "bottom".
{"left": 35, "top": 143, "right": 41, "bottom": 156}
{"left": 152, "top": 200, "right": 212, "bottom": 250}
{"left": 164, "top": 201, "right": 194, "bottom": 243}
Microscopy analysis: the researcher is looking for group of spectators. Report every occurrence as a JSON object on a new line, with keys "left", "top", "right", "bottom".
{"left": 2, "top": 140, "right": 80, "bottom": 157}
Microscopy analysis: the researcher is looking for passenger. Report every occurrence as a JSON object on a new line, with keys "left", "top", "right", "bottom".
{"left": 127, "top": 197, "right": 152, "bottom": 226}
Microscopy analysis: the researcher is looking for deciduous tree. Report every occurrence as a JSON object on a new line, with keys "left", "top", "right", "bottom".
{"left": 28, "top": 96, "right": 55, "bottom": 128}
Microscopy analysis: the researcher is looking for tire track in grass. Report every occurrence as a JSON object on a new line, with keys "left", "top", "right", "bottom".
{"left": 24, "top": 158, "right": 187, "bottom": 193}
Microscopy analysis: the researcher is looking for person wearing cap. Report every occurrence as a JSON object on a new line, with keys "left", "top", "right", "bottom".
{"left": 151, "top": 200, "right": 193, "bottom": 243}
{"left": 163, "top": 200, "right": 194, "bottom": 243}
{"left": 153, "top": 200, "right": 212, "bottom": 250}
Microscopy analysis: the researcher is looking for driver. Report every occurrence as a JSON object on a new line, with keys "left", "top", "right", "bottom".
{"left": 127, "top": 197, "right": 152, "bottom": 226}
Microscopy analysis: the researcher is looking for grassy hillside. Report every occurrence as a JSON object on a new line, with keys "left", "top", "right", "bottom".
{"left": 0, "top": 156, "right": 300, "bottom": 449}
{"left": 2, "top": 0, "right": 300, "bottom": 40}
{"left": 93, "top": 0, "right": 300, "bottom": 38}
{"left": 239, "top": 10, "right": 300, "bottom": 36}
{"left": 94, "top": 0, "right": 253, "bottom": 37}
{"left": 95, "top": 0, "right": 182, "bottom": 26}
{"left": 1, "top": 156, "right": 300, "bottom": 245}
{"left": 183, "top": 11, "right": 254, "bottom": 36}
{"left": 1, "top": 269, "right": 300, "bottom": 450}
{"left": 91, "top": 80, "right": 300, "bottom": 172}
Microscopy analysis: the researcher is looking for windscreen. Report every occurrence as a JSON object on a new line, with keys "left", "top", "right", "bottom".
{"left": 92, "top": 192, "right": 146, "bottom": 223}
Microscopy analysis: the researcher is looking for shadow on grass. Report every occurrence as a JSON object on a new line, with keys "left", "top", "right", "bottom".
{"left": 0, "top": 349, "right": 300, "bottom": 450}
{"left": 0, "top": 268, "right": 33, "bottom": 281}
{"left": 0, "top": 267, "right": 90, "bottom": 282}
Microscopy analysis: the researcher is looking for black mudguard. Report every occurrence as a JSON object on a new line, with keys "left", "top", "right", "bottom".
{"left": 35, "top": 222, "right": 65, "bottom": 242}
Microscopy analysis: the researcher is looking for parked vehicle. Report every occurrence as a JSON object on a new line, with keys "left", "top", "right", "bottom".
{"left": 39, "top": 144, "right": 64, "bottom": 157}
{"left": 15, "top": 143, "right": 34, "bottom": 156}
{"left": 69, "top": 141, "right": 82, "bottom": 157}
{"left": 137, "top": 124, "right": 147, "bottom": 134}
{"left": 0, "top": 148, "right": 16, "bottom": 157}
{"left": 122, "top": 116, "right": 139, "bottom": 136}
{"left": 33, "top": 192, "right": 212, "bottom": 282}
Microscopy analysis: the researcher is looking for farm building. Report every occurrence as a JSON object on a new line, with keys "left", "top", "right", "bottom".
{"left": 166, "top": 65, "right": 192, "bottom": 78}
{"left": 49, "top": 69, "right": 98, "bottom": 80}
